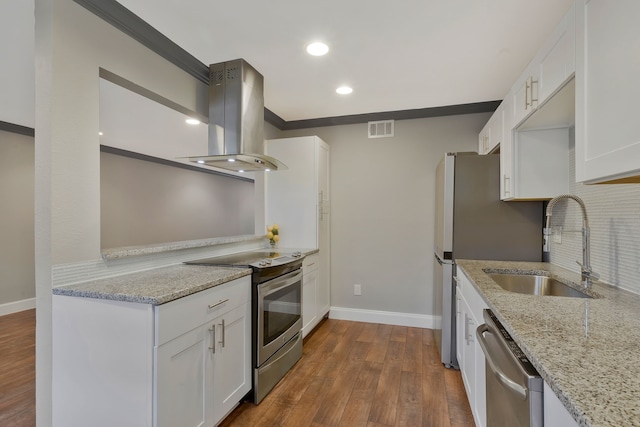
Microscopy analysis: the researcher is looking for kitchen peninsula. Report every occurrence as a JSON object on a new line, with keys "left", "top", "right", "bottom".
{"left": 52, "top": 236, "right": 317, "bottom": 427}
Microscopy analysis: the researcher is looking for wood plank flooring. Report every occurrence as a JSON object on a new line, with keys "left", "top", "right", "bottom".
{"left": 0, "top": 309, "right": 36, "bottom": 427}
{"left": 220, "top": 319, "right": 474, "bottom": 427}
{"left": 0, "top": 312, "right": 473, "bottom": 427}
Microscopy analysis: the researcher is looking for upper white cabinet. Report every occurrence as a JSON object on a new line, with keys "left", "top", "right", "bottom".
{"left": 537, "top": 3, "right": 576, "bottom": 105}
{"left": 266, "top": 136, "right": 331, "bottom": 334}
{"left": 483, "top": 3, "right": 576, "bottom": 200}
{"left": 478, "top": 104, "right": 503, "bottom": 155}
{"left": 511, "top": 65, "right": 539, "bottom": 128}
{"left": 575, "top": 0, "right": 640, "bottom": 183}
{"left": 503, "top": 128, "right": 570, "bottom": 200}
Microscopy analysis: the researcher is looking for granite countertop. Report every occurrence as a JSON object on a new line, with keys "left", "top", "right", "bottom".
{"left": 456, "top": 260, "right": 640, "bottom": 427}
{"left": 101, "top": 234, "right": 265, "bottom": 260}
{"left": 52, "top": 265, "right": 251, "bottom": 305}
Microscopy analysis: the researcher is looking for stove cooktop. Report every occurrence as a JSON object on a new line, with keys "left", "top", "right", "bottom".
{"left": 185, "top": 250, "right": 303, "bottom": 269}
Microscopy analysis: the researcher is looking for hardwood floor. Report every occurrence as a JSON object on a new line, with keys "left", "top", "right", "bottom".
{"left": 220, "top": 319, "right": 474, "bottom": 427}
{"left": 0, "top": 309, "right": 36, "bottom": 427}
{"left": 0, "top": 312, "right": 473, "bottom": 427}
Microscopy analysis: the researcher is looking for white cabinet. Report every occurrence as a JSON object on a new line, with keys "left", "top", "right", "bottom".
{"left": 575, "top": 0, "right": 640, "bottom": 183}
{"left": 489, "top": 3, "right": 576, "bottom": 200}
{"left": 155, "top": 278, "right": 251, "bottom": 427}
{"left": 478, "top": 104, "right": 503, "bottom": 155}
{"left": 210, "top": 303, "right": 252, "bottom": 422}
{"left": 455, "top": 269, "right": 489, "bottom": 427}
{"left": 511, "top": 65, "right": 539, "bottom": 128}
{"left": 502, "top": 128, "right": 570, "bottom": 200}
{"left": 544, "top": 382, "right": 579, "bottom": 427}
{"left": 538, "top": 3, "right": 576, "bottom": 105}
{"left": 266, "top": 136, "right": 330, "bottom": 335}
{"left": 52, "top": 276, "right": 251, "bottom": 427}
{"left": 155, "top": 325, "right": 210, "bottom": 427}
{"left": 302, "top": 253, "right": 319, "bottom": 337}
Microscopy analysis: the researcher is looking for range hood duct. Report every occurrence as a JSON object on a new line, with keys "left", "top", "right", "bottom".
{"left": 187, "top": 59, "right": 286, "bottom": 172}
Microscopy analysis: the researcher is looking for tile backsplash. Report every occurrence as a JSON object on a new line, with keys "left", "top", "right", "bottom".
{"left": 548, "top": 130, "right": 640, "bottom": 294}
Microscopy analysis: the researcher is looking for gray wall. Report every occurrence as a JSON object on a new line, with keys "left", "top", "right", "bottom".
{"left": 549, "top": 128, "right": 640, "bottom": 293}
{"left": 281, "top": 113, "right": 490, "bottom": 316}
{"left": 0, "top": 131, "right": 35, "bottom": 305}
{"left": 100, "top": 152, "right": 254, "bottom": 248}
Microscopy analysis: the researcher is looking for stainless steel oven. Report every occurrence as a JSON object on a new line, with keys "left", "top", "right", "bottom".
{"left": 253, "top": 268, "right": 303, "bottom": 403}
{"left": 256, "top": 269, "right": 302, "bottom": 365}
{"left": 185, "top": 251, "right": 304, "bottom": 404}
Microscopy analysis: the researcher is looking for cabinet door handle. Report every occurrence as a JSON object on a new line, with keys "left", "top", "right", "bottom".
{"left": 208, "top": 299, "right": 229, "bottom": 310}
{"left": 530, "top": 78, "right": 538, "bottom": 106}
{"left": 219, "top": 319, "right": 226, "bottom": 348}
{"left": 503, "top": 175, "right": 511, "bottom": 196}
{"left": 465, "top": 314, "right": 474, "bottom": 343}
{"left": 208, "top": 325, "right": 216, "bottom": 354}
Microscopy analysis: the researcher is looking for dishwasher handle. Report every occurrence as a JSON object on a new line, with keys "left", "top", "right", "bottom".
{"left": 476, "top": 324, "right": 528, "bottom": 401}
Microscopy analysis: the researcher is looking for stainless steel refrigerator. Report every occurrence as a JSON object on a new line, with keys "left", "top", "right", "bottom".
{"left": 433, "top": 152, "right": 543, "bottom": 368}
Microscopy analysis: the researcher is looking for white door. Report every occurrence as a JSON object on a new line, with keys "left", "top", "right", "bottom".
{"left": 211, "top": 303, "right": 251, "bottom": 422}
{"left": 155, "top": 325, "right": 210, "bottom": 427}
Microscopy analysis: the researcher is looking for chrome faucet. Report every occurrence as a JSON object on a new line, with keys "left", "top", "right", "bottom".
{"left": 543, "top": 194, "right": 599, "bottom": 287}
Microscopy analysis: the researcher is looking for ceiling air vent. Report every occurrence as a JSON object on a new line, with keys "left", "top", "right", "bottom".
{"left": 368, "top": 120, "right": 394, "bottom": 138}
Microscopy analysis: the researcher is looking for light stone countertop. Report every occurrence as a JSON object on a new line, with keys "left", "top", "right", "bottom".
{"left": 456, "top": 260, "right": 640, "bottom": 427}
{"left": 101, "top": 234, "right": 265, "bottom": 260}
{"left": 52, "top": 265, "right": 251, "bottom": 305}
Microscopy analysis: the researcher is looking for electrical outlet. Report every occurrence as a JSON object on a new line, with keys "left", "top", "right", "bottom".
{"left": 553, "top": 226, "right": 562, "bottom": 244}
{"left": 354, "top": 284, "right": 362, "bottom": 296}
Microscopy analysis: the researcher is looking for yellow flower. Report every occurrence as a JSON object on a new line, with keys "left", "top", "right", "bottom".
{"left": 273, "top": 235, "right": 280, "bottom": 242}
{"left": 272, "top": 224, "right": 279, "bottom": 230}
{"left": 267, "top": 231, "right": 274, "bottom": 239}
{"left": 267, "top": 225, "right": 273, "bottom": 232}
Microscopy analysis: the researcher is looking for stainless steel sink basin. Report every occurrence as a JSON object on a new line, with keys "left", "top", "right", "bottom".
{"left": 488, "top": 273, "right": 592, "bottom": 298}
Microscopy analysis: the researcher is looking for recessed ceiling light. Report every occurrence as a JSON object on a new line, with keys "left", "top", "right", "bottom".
{"left": 98, "top": 131, "right": 103, "bottom": 136}
{"left": 306, "top": 42, "right": 329, "bottom": 56}
{"left": 238, "top": 170, "right": 245, "bottom": 173}
{"left": 265, "top": 168, "right": 271, "bottom": 172}
{"left": 197, "top": 160, "right": 205, "bottom": 164}
{"left": 185, "top": 118, "right": 200, "bottom": 125}
{"left": 228, "top": 159, "right": 236, "bottom": 162}
{"left": 336, "top": 86, "right": 353, "bottom": 95}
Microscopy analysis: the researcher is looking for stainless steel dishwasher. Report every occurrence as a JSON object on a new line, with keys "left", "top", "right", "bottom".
{"left": 476, "top": 309, "right": 543, "bottom": 427}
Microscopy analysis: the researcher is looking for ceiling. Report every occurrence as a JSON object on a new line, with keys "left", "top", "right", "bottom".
{"left": 114, "top": 0, "right": 573, "bottom": 122}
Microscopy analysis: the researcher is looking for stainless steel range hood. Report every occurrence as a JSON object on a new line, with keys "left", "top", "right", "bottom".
{"left": 187, "top": 59, "right": 286, "bottom": 172}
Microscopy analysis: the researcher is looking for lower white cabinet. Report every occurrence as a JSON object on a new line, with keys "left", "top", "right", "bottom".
{"left": 544, "top": 382, "right": 579, "bottom": 427}
{"left": 455, "top": 269, "right": 489, "bottom": 427}
{"left": 52, "top": 276, "right": 251, "bottom": 427}
{"left": 302, "top": 253, "right": 328, "bottom": 337}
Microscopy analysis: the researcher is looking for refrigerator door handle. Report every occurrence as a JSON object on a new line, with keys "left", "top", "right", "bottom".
{"left": 434, "top": 252, "right": 453, "bottom": 266}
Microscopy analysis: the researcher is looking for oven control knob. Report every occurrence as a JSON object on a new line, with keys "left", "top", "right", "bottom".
{"left": 258, "top": 260, "right": 267, "bottom": 266}
{"left": 265, "top": 259, "right": 272, "bottom": 265}
{"left": 292, "top": 252, "right": 302, "bottom": 258}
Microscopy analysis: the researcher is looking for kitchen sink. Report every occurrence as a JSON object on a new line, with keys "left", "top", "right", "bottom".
{"left": 488, "top": 273, "right": 592, "bottom": 298}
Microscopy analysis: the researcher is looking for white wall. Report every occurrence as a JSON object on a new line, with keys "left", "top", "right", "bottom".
{"left": 0, "top": 1, "right": 34, "bottom": 127}
{"left": 282, "top": 113, "right": 489, "bottom": 317}
{"left": 0, "top": 131, "right": 35, "bottom": 307}
{"left": 549, "top": 128, "right": 640, "bottom": 293}
{"left": 34, "top": 0, "right": 207, "bottom": 424}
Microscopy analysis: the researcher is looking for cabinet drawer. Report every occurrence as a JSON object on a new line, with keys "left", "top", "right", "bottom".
{"left": 155, "top": 276, "right": 250, "bottom": 346}
{"left": 303, "top": 253, "right": 319, "bottom": 272}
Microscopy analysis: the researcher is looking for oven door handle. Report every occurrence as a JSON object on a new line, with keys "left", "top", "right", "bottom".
{"left": 476, "top": 324, "right": 528, "bottom": 400}
{"left": 259, "top": 269, "right": 303, "bottom": 297}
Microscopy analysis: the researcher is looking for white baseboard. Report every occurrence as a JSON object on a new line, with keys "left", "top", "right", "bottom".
{"left": 329, "top": 306, "right": 440, "bottom": 329}
{"left": 0, "top": 297, "right": 36, "bottom": 316}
